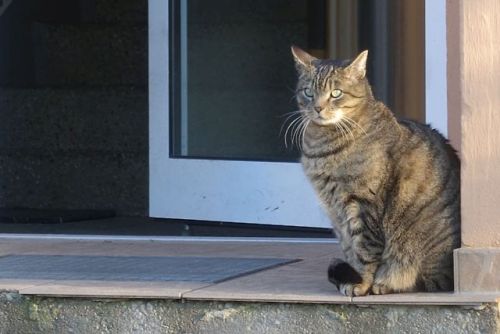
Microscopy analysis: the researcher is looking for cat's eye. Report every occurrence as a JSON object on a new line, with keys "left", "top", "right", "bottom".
{"left": 303, "top": 87, "right": 314, "bottom": 99}
{"left": 331, "top": 89, "right": 343, "bottom": 99}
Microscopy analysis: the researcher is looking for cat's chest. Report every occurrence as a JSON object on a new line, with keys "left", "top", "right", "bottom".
{"left": 302, "top": 154, "right": 354, "bottom": 186}
{"left": 301, "top": 156, "right": 352, "bottom": 203}
{"left": 301, "top": 153, "right": 375, "bottom": 209}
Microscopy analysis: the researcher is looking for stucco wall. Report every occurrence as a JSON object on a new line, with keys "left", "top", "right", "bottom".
{"left": 455, "top": 0, "right": 500, "bottom": 247}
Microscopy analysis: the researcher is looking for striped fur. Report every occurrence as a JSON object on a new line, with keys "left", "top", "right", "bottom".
{"left": 290, "top": 46, "right": 460, "bottom": 296}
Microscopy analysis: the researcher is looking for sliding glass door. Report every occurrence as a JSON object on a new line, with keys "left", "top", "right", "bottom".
{"left": 150, "top": 0, "right": 439, "bottom": 227}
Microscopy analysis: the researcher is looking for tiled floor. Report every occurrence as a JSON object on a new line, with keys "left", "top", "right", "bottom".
{"left": 0, "top": 235, "right": 497, "bottom": 305}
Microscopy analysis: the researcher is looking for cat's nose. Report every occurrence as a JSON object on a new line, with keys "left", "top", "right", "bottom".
{"left": 314, "top": 106, "right": 323, "bottom": 113}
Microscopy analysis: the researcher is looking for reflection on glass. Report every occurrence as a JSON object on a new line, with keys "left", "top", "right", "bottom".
{"left": 170, "top": 0, "right": 424, "bottom": 161}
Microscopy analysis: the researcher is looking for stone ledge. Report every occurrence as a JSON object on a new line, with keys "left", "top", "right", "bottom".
{"left": 0, "top": 292, "right": 498, "bottom": 334}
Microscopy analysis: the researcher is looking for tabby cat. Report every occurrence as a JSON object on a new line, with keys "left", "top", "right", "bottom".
{"left": 290, "top": 46, "right": 460, "bottom": 296}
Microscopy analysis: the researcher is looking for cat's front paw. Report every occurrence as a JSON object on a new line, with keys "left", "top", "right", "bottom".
{"left": 371, "top": 283, "right": 393, "bottom": 295}
{"left": 339, "top": 283, "right": 371, "bottom": 296}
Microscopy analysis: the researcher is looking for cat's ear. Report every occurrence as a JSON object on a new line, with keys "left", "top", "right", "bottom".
{"left": 291, "top": 45, "right": 316, "bottom": 72}
{"left": 345, "top": 50, "right": 368, "bottom": 79}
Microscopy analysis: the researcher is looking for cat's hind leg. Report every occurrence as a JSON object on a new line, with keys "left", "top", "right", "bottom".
{"left": 328, "top": 258, "right": 379, "bottom": 296}
{"left": 331, "top": 200, "right": 385, "bottom": 296}
{"left": 328, "top": 258, "right": 366, "bottom": 296}
{"left": 344, "top": 217, "right": 384, "bottom": 296}
{"left": 328, "top": 258, "right": 362, "bottom": 289}
{"left": 372, "top": 259, "right": 420, "bottom": 294}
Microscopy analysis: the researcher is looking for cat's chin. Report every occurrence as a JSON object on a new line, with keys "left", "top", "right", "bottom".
{"left": 311, "top": 118, "right": 340, "bottom": 127}
{"left": 311, "top": 111, "right": 345, "bottom": 127}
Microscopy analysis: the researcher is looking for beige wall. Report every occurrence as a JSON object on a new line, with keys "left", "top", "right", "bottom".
{"left": 450, "top": 0, "right": 500, "bottom": 247}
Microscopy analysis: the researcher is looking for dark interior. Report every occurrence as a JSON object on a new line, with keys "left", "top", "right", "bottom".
{"left": 0, "top": 0, "right": 422, "bottom": 237}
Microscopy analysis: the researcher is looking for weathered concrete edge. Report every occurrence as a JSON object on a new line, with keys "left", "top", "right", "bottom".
{"left": 16, "top": 287, "right": 498, "bottom": 307}
{"left": 0, "top": 291, "right": 498, "bottom": 334}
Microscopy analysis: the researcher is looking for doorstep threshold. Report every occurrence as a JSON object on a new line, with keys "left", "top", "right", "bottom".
{"left": 8, "top": 281, "right": 498, "bottom": 307}
{"left": 0, "top": 237, "right": 497, "bottom": 306}
{"left": 0, "top": 233, "right": 339, "bottom": 244}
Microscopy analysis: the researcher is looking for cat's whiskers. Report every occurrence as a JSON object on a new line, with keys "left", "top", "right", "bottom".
{"left": 339, "top": 119, "right": 355, "bottom": 141}
{"left": 298, "top": 118, "right": 310, "bottom": 151}
{"left": 292, "top": 117, "right": 308, "bottom": 147}
{"left": 299, "top": 119, "right": 311, "bottom": 152}
{"left": 279, "top": 111, "right": 303, "bottom": 137}
{"left": 291, "top": 119, "right": 301, "bottom": 146}
{"left": 284, "top": 118, "right": 301, "bottom": 148}
{"left": 332, "top": 119, "right": 349, "bottom": 143}
{"left": 283, "top": 114, "right": 306, "bottom": 148}
{"left": 342, "top": 115, "right": 367, "bottom": 136}
{"left": 280, "top": 110, "right": 303, "bottom": 118}
{"left": 295, "top": 117, "right": 308, "bottom": 151}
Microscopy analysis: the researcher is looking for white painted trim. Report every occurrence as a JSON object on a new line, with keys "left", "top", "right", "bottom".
{"left": 0, "top": 234, "right": 338, "bottom": 244}
{"left": 149, "top": 0, "right": 171, "bottom": 211}
{"left": 148, "top": 0, "right": 331, "bottom": 227}
{"left": 425, "top": 0, "right": 448, "bottom": 136}
{"left": 150, "top": 157, "right": 331, "bottom": 227}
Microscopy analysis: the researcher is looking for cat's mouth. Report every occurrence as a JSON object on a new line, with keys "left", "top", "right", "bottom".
{"left": 311, "top": 109, "right": 344, "bottom": 126}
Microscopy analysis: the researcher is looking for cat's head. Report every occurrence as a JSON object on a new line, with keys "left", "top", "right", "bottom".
{"left": 291, "top": 46, "right": 372, "bottom": 127}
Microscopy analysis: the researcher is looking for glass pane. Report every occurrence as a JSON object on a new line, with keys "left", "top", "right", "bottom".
{"left": 170, "top": 0, "right": 309, "bottom": 161}
{"left": 170, "top": 0, "right": 424, "bottom": 161}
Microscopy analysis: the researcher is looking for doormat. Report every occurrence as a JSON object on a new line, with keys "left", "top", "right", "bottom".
{"left": 0, "top": 255, "right": 298, "bottom": 283}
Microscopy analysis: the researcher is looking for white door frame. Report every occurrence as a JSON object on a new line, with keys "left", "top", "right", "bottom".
{"left": 148, "top": 0, "right": 448, "bottom": 227}
{"left": 425, "top": 0, "right": 448, "bottom": 137}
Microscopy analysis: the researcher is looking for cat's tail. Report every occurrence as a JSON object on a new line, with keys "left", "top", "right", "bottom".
{"left": 328, "top": 258, "right": 363, "bottom": 289}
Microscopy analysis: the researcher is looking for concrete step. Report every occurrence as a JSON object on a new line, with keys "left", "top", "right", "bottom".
{"left": 0, "top": 87, "right": 147, "bottom": 152}
{"left": 0, "top": 150, "right": 146, "bottom": 216}
{"left": 0, "top": 292, "right": 497, "bottom": 333}
{"left": 32, "top": 23, "right": 146, "bottom": 86}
